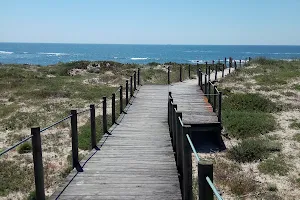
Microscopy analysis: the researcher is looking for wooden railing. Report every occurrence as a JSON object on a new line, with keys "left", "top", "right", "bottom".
{"left": 0, "top": 69, "right": 141, "bottom": 200}
{"left": 168, "top": 93, "right": 223, "bottom": 200}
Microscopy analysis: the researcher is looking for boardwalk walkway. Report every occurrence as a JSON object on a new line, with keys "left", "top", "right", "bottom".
{"left": 52, "top": 85, "right": 182, "bottom": 200}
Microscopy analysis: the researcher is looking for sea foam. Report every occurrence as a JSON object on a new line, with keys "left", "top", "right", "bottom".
{"left": 131, "top": 57, "right": 148, "bottom": 60}
{"left": 39, "top": 52, "right": 69, "bottom": 56}
{"left": 0, "top": 51, "right": 13, "bottom": 54}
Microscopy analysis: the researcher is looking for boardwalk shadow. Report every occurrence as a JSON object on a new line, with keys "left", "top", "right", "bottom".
{"left": 191, "top": 131, "right": 226, "bottom": 153}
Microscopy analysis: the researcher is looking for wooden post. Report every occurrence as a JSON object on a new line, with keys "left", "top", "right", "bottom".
{"left": 208, "top": 82, "right": 211, "bottom": 103}
{"left": 168, "top": 92, "right": 172, "bottom": 126}
{"left": 204, "top": 74, "right": 208, "bottom": 95}
{"left": 188, "top": 65, "right": 191, "bottom": 79}
{"left": 137, "top": 68, "right": 140, "bottom": 85}
{"left": 224, "top": 57, "right": 227, "bottom": 68}
{"left": 229, "top": 57, "right": 232, "bottom": 73}
{"left": 126, "top": 80, "right": 129, "bottom": 105}
{"left": 102, "top": 97, "right": 107, "bottom": 134}
{"left": 215, "top": 64, "right": 218, "bottom": 81}
{"left": 199, "top": 70, "right": 202, "bottom": 89}
{"left": 172, "top": 104, "right": 178, "bottom": 144}
{"left": 240, "top": 59, "right": 242, "bottom": 68}
{"left": 180, "top": 66, "right": 182, "bottom": 82}
{"left": 176, "top": 112, "right": 183, "bottom": 175}
{"left": 205, "top": 62, "right": 208, "bottom": 74}
{"left": 222, "top": 64, "right": 225, "bottom": 77}
{"left": 218, "top": 92, "right": 222, "bottom": 123}
{"left": 208, "top": 65, "right": 211, "bottom": 81}
{"left": 234, "top": 61, "right": 237, "bottom": 70}
{"left": 168, "top": 67, "right": 170, "bottom": 84}
{"left": 120, "top": 85, "right": 123, "bottom": 113}
{"left": 90, "top": 104, "right": 96, "bottom": 148}
{"left": 213, "top": 86, "right": 217, "bottom": 112}
{"left": 249, "top": 57, "right": 251, "bottom": 62}
{"left": 182, "top": 127, "right": 192, "bottom": 200}
{"left": 112, "top": 93, "right": 116, "bottom": 124}
{"left": 134, "top": 71, "right": 137, "bottom": 90}
{"left": 130, "top": 76, "right": 133, "bottom": 97}
{"left": 198, "top": 160, "right": 213, "bottom": 200}
{"left": 31, "top": 127, "right": 45, "bottom": 200}
{"left": 71, "top": 110, "right": 79, "bottom": 169}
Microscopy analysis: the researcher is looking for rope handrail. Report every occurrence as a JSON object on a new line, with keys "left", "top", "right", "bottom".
{"left": 206, "top": 177, "right": 224, "bottom": 200}
{"left": 40, "top": 115, "right": 72, "bottom": 132}
{"left": 186, "top": 134, "right": 200, "bottom": 162}
{"left": 0, "top": 135, "right": 33, "bottom": 157}
{"left": 77, "top": 108, "right": 91, "bottom": 115}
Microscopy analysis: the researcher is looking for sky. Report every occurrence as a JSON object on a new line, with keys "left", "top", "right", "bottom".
{"left": 0, "top": 0, "right": 300, "bottom": 45}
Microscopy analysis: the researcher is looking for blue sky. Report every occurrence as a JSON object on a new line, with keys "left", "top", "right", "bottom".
{"left": 0, "top": 0, "right": 299, "bottom": 45}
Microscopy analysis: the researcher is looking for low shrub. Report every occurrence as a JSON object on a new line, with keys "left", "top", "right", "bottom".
{"left": 293, "top": 133, "right": 300, "bottom": 142}
{"left": 290, "top": 121, "right": 300, "bottom": 130}
{"left": 223, "top": 93, "right": 280, "bottom": 113}
{"left": 222, "top": 111, "right": 276, "bottom": 138}
{"left": 0, "top": 160, "right": 34, "bottom": 196}
{"left": 17, "top": 142, "right": 32, "bottom": 154}
{"left": 227, "top": 173, "right": 258, "bottom": 195}
{"left": 258, "top": 155, "right": 290, "bottom": 176}
{"left": 227, "top": 138, "right": 281, "bottom": 162}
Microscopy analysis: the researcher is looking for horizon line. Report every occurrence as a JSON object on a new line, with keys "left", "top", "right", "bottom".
{"left": 1, "top": 41, "right": 300, "bottom": 46}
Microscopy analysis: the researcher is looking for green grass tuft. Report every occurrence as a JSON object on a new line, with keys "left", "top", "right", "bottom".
{"left": 227, "top": 138, "right": 281, "bottom": 162}
{"left": 17, "top": 142, "right": 32, "bottom": 154}
{"left": 222, "top": 111, "right": 276, "bottom": 138}
{"left": 258, "top": 155, "right": 290, "bottom": 176}
{"left": 223, "top": 93, "right": 280, "bottom": 113}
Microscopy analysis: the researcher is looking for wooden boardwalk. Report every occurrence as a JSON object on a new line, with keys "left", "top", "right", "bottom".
{"left": 52, "top": 85, "right": 182, "bottom": 200}
{"left": 170, "top": 81, "right": 219, "bottom": 126}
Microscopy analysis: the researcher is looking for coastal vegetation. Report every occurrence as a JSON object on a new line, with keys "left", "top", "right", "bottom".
{"left": 214, "top": 58, "right": 300, "bottom": 199}
{"left": 0, "top": 60, "right": 194, "bottom": 199}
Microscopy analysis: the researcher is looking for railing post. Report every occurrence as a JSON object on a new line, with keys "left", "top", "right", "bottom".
{"left": 102, "top": 97, "right": 107, "bottom": 134}
{"left": 198, "top": 160, "right": 214, "bottom": 200}
{"left": 198, "top": 69, "right": 200, "bottom": 86}
{"left": 208, "top": 65, "right": 211, "bottom": 81}
{"left": 182, "top": 127, "right": 192, "bottom": 200}
{"left": 180, "top": 66, "right": 182, "bottom": 82}
{"left": 229, "top": 57, "right": 232, "bottom": 74}
{"left": 126, "top": 80, "right": 129, "bottom": 105}
{"left": 199, "top": 70, "right": 202, "bottom": 88}
{"left": 215, "top": 64, "right": 218, "bottom": 81}
{"left": 90, "top": 104, "right": 96, "bottom": 149}
{"left": 204, "top": 74, "right": 208, "bottom": 96}
{"left": 176, "top": 112, "right": 183, "bottom": 173}
{"left": 234, "top": 61, "right": 237, "bottom": 70}
{"left": 188, "top": 65, "right": 191, "bottom": 79}
{"left": 213, "top": 86, "right": 217, "bottom": 112}
{"left": 240, "top": 59, "right": 242, "bottom": 68}
{"left": 134, "top": 71, "right": 137, "bottom": 90}
{"left": 112, "top": 93, "right": 116, "bottom": 124}
{"left": 168, "top": 92, "right": 172, "bottom": 126}
{"left": 249, "top": 57, "right": 251, "bottom": 62}
{"left": 130, "top": 76, "right": 133, "bottom": 97}
{"left": 208, "top": 82, "right": 211, "bottom": 103}
{"left": 137, "top": 68, "right": 140, "bottom": 85}
{"left": 71, "top": 110, "right": 79, "bottom": 169}
{"left": 205, "top": 62, "right": 208, "bottom": 74}
{"left": 168, "top": 66, "right": 170, "bottom": 84}
{"left": 120, "top": 85, "right": 123, "bottom": 113}
{"left": 222, "top": 64, "right": 225, "bottom": 77}
{"left": 172, "top": 104, "right": 178, "bottom": 144}
{"left": 31, "top": 127, "right": 45, "bottom": 200}
{"left": 224, "top": 57, "right": 227, "bottom": 68}
{"left": 218, "top": 92, "right": 222, "bottom": 123}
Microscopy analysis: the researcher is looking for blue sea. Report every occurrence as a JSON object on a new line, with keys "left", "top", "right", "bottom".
{"left": 1, "top": 43, "right": 300, "bottom": 66}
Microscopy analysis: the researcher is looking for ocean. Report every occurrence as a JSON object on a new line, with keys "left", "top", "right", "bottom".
{"left": 0, "top": 43, "right": 300, "bottom": 66}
